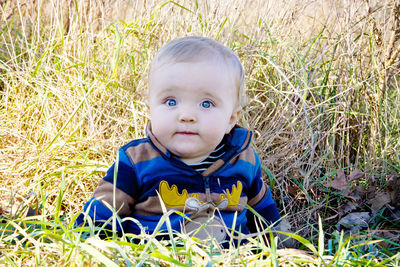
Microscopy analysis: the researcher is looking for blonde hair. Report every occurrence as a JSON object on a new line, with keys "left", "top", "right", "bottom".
{"left": 149, "top": 36, "right": 246, "bottom": 107}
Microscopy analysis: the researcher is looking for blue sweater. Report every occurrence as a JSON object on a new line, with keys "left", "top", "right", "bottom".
{"left": 77, "top": 124, "right": 280, "bottom": 240}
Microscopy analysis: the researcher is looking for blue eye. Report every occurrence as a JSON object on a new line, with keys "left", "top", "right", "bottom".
{"left": 166, "top": 99, "right": 177, "bottom": 106}
{"left": 201, "top": 100, "right": 212, "bottom": 108}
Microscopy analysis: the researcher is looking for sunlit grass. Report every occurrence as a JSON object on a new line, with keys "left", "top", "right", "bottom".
{"left": 1, "top": 0, "right": 399, "bottom": 265}
{"left": 1, "top": 211, "right": 398, "bottom": 265}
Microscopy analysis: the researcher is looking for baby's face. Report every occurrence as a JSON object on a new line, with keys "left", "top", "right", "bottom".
{"left": 148, "top": 60, "right": 240, "bottom": 164}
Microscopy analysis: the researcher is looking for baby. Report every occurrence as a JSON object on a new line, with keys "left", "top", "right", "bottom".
{"left": 77, "top": 36, "right": 281, "bottom": 245}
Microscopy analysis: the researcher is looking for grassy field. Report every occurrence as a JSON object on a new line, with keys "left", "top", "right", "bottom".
{"left": 1, "top": 0, "right": 399, "bottom": 265}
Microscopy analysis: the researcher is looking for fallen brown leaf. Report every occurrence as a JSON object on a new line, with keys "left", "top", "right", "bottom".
{"left": 323, "top": 169, "right": 366, "bottom": 192}
{"left": 286, "top": 184, "right": 300, "bottom": 196}
{"left": 348, "top": 169, "right": 364, "bottom": 181}
{"left": 354, "top": 184, "right": 369, "bottom": 199}
{"left": 387, "top": 175, "right": 400, "bottom": 206}
{"left": 339, "top": 201, "right": 358, "bottom": 216}
{"left": 368, "top": 192, "right": 391, "bottom": 211}
{"left": 346, "top": 190, "right": 362, "bottom": 202}
{"left": 324, "top": 169, "right": 348, "bottom": 191}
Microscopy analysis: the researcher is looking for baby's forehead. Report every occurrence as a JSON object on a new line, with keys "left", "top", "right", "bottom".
{"left": 148, "top": 60, "right": 237, "bottom": 100}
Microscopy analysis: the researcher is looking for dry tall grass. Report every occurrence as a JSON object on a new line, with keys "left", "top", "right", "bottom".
{"left": 1, "top": 0, "right": 399, "bottom": 262}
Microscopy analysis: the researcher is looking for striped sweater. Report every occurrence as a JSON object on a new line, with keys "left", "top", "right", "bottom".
{"left": 77, "top": 124, "right": 280, "bottom": 241}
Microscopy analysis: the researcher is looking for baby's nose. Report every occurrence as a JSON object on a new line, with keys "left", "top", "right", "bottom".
{"left": 178, "top": 108, "right": 196, "bottom": 122}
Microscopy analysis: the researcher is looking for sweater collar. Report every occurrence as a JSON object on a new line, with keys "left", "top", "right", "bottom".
{"left": 146, "top": 122, "right": 169, "bottom": 156}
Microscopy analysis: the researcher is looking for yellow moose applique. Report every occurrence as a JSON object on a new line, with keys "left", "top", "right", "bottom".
{"left": 159, "top": 180, "right": 242, "bottom": 208}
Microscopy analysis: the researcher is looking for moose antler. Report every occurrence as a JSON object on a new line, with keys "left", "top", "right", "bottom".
{"left": 159, "top": 180, "right": 199, "bottom": 207}
{"left": 220, "top": 181, "right": 242, "bottom": 207}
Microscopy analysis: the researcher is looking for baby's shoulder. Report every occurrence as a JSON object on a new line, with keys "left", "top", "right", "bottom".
{"left": 236, "top": 145, "right": 258, "bottom": 166}
{"left": 120, "top": 137, "right": 162, "bottom": 164}
{"left": 120, "top": 137, "right": 149, "bottom": 151}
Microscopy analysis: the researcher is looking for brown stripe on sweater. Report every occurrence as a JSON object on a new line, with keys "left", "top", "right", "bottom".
{"left": 229, "top": 155, "right": 239, "bottom": 165}
{"left": 93, "top": 180, "right": 135, "bottom": 216}
{"left": 125, "top": 142, "right": 162, "bottom": 165}
{"left": 135, "top": 196, "right": 185, "bottom": 216}
{"left": 229, "top": 147, "right": 256, "bottom": 166}
{"left": 135, "top": 193, "right": 247, "bottom": 216}
{"left": 202, "top": 159, "right": 225, "bottom": 177}
{"left": 247, "top": 183, "right": 267, "bottom": 207}
{"left": 238, "top": 146, "right": 256, "bottom": 165}
{"left": 240, "top": 131, "right": 251, "bottom": 150}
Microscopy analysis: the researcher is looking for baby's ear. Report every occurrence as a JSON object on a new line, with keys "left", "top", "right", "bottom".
{"left": 226, "top": 107, "right": 241, "bottom": 133}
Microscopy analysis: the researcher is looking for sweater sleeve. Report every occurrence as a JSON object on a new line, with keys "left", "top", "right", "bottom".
{"left": 76, "top": 148, "right": 138, "bottom": 230}
{"left": 246, "top": 153, "right": 280, "bottom": 231}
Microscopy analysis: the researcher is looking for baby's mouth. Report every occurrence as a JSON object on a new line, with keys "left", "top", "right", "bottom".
{"left": 176, "top": 131, "right": 197, "bottom": 136}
